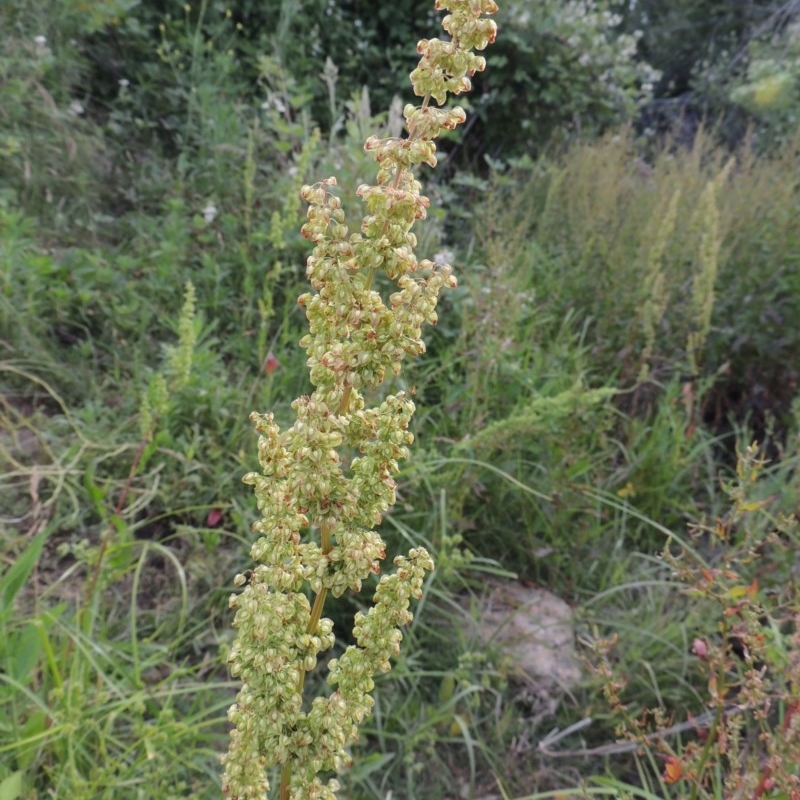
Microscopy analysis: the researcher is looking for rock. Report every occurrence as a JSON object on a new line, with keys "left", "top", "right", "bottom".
{"left": 468, "top": 579, "right": 581, "bottom": 715}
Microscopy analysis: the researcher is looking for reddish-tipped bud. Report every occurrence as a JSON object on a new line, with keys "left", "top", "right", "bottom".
{"left": 691, "top": 638, "right": 708, "bottom": 660}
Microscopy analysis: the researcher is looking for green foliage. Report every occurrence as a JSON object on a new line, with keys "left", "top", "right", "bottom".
{"left": 0, "top": 534, "right": 234, "bottom": 799}
{"left": 230, "top": 0, "right": 439, "bottom": 130}
{"left": 2, "top": 0, "right": 800, "bottom": 797}
{"left": 625, "top": 0, "right": 800, "bottom": 150}
{"left": 478, "top": 129, "right": 800, "bottom": 401}
{"left": 0, "top": 297, "right": 240, "bottom": 798}
{"left": 0, "top": 2, "right": 109, "bottom": 231}
{"left": 621, "top": 0, "right": 759, "bottom": 95}
{"left": 719, "top": 7, "right": 800, "bottom": 149}
{"left": 479, "top": 0, "right": 659, "bottom": 157}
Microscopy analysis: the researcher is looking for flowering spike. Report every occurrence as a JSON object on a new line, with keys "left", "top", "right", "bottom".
{"left": 221, "top": 1, "right": 497, "bottom": 798}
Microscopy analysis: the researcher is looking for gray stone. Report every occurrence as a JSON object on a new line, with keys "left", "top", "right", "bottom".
{"left": 469, "top": 579, "right": 581, "bottom": 714}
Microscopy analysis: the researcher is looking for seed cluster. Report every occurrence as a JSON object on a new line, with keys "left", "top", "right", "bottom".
{"left": 222, "top": 2, "right": 498, "bottom": 798}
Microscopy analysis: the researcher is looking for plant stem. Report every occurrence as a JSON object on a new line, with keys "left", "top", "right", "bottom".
{"left": 279, "top": 763, "right": 291, "bottom": 800}
{"left": 688, "top": 660, "right": 727, "bottom": 800}
{"left": 280, "top": 521, "right": 333, "bottom": 799}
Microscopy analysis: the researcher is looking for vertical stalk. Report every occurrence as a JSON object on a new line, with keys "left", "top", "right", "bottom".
{"left": 221, "top": 4, "right": 498, "bottom": 797}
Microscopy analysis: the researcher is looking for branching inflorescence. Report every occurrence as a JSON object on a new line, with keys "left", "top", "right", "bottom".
{"left": 221, "top": 3, "right": 498, "bottom": 798}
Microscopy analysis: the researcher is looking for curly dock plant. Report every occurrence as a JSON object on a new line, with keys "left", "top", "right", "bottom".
{"left": 221, "top": 3, "right": 498, "bottom": 799}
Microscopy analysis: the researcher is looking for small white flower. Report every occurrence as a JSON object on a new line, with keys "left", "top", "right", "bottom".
{"left": 34, "top": 35, "right": 47, "bottom": 46}
{"left": 433, "top": 249, "right": 454, "bottom": 266}
{"left": 202, "top": 202, "right": 217, "bottom": 224}
{"left": 69, "top": 101, "right": 85, "bottom": 116}
{"left": 118, "top": 78, "right": 130, "bottom": 88}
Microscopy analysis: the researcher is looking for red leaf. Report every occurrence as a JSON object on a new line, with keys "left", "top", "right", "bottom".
{"left": 264, "top": 351, "right": 280, "bottom": 376}
{"left": 783, "top": 702, "right": 800, "bottom": 732}
{"left": 663, "top": 756, "right": 682, "bottom": 784}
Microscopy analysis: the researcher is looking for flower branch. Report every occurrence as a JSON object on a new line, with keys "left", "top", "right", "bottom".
{"left": 221, "top": 3, "right": 498, "bottom": 798}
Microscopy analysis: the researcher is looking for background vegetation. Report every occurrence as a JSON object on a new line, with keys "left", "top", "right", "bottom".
{"left": 2, "top": 0, "right": 799, "bottom": 798}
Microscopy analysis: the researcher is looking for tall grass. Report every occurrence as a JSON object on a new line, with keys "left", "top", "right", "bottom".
{"left": 476, "top": 128, "right": 800, "bottom": 397}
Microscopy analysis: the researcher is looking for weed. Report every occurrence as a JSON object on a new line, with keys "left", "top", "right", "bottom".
{"left": 220, "top": 2, "right": 499, "bottom": 797}
{"left": 586, "top": 443, "right": 800, "bottom": 798}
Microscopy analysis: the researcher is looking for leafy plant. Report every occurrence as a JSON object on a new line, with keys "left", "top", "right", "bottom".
{"left": 0, "top": 273, "right": 232, "bottom": 800}
{"left": 587, "top": 443, "right": 800, "bottom": 798}
{"left": 220, "top": 2, "right": 499, "bottom": 797}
